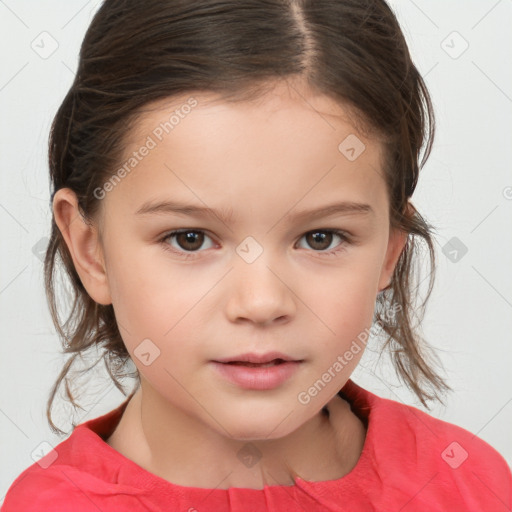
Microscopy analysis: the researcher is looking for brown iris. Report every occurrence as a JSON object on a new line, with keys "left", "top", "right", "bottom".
{"left": 305, "top": 231, "right": 333, "bottom": 251}
{"left": 175, "top": 230, "right": 204, "bottom": 251}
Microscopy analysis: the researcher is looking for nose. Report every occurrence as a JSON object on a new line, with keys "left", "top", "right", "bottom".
{"left": 225, "top": 254, "right": 297, "bottom": 326}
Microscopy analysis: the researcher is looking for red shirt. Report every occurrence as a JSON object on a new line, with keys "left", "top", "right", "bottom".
{"left": 2, "top": 379, "right": 511, "bottom": 511}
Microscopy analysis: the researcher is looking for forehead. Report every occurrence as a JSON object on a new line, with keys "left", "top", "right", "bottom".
{"left": 130, "top": 80, "right": 374, "bottom": 143}
{"left": 104, "top": 81, "right": 388, "bottom": 223}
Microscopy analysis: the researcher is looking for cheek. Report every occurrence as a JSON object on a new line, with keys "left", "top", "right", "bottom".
{"left": 298, "top": 278, "right": 375, "bottom": 404}
{"left": 106, "top": 243, "right": 189, "bottom": 320}
{"left": 301, "top": 257, "right": 381, "bottom": 371}
{"left": 106, "top": 253, "right": 215, "bottom": 364}
{"left": 304, "top": 258, "right": 380, "bottom": 329}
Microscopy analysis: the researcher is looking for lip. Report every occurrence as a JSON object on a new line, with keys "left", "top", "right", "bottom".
{"left": 213, "top": 351, "right": 301, "bottom": 364}
{"left": 210, "top": 360, "right": 302, "bottom": 390}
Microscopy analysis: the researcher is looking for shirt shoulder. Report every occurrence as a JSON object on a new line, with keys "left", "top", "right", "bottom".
{"left": 1, "top": 399, "right": 149, "bottom": 511}
{"left": 1, "top": 463, "right": 94, "bottom": 511}
{"left": 370, "top": 390, "right": 512, "bottom": 509}
{"left": 1, "top": 458, "right": 150, "bottom": 511}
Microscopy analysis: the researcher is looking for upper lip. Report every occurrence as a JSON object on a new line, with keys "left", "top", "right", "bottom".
{"left": 213, "top": 351, "right": 302, "bottom": 364}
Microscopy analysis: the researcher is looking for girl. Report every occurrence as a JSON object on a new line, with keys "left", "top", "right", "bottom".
{"left": 3, "top": 0, "right": 511, "bottom": 510}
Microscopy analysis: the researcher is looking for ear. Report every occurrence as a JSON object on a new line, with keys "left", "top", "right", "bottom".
{"left": 52, "top": 188, "right": 112, "bottom": 305}
{"left": 377, "top": 202, "right": 412, "bottom": 293}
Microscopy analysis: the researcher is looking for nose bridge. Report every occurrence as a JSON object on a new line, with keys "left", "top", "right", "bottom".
{"left": 226, "top": 237, "right": 296, "bottom": 324}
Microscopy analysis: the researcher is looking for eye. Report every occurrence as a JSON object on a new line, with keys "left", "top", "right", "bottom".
{"left": 159, "top": 228, "right": 351, "bottom": 259}
{"left": 159, "top": 229, "right": 215, "bottom": 256}
{"left": 296, "top": 229, "right": 350, "bottom": 255}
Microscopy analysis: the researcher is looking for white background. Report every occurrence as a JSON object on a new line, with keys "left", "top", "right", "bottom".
{"left": 1, "top": 0, "right": 511, "bottom": 502}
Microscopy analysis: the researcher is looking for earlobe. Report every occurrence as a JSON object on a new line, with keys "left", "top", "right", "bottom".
{"left": 52, "top": 188, "right": 112, "bottom": 305}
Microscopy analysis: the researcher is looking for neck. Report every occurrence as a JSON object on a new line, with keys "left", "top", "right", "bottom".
{"left": 107, "top": 382, "right": 366, "bottom": 490}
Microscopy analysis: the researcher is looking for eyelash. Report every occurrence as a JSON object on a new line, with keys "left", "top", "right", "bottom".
{"left": 158, "top": 228, "right": 352, "bottom": 259}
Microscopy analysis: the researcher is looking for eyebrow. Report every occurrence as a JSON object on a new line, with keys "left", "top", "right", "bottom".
{"left": 135, "top": 199, "right": 374, "bottom": 224}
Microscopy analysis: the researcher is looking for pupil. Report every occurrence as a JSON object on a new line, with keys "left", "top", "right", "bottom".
{"left": 308, "top": 231, "right": 331, "bottom": 250}
{"left": 178, "top": 231, "right": 203, "bottom": 250}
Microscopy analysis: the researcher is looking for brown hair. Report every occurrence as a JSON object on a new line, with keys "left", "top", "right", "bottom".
{"left": 45, "top": 0, "right": 450, "bottom": 435}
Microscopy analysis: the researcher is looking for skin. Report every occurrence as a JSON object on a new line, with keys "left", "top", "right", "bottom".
{"left": 53, "top": 78, "right": 409, "bottom": 490}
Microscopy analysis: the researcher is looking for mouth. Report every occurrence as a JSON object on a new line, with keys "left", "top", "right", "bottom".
{"left": 210, "top": 355, "right": 304, "bottom": 390}
{"left": 213, "top": 351, "right": 303, "bottom": 366}
{"left": 222, "top": 358, "right": 290, "bottom": 368}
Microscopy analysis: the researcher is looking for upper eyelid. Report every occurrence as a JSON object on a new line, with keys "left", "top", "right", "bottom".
{"left": 163, "top": 227, "right": 348, "bottom": 238}
{"left": 162, "top": 228, "right": 349, "bottom": 249}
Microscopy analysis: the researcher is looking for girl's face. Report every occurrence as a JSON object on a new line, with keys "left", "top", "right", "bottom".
{"left": 76, "top": 80, "right": 406, "bottom": 440}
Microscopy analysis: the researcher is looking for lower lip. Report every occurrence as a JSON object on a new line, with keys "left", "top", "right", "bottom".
{"left": 210, "top": 361, "right": 302, "bottom": 390}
